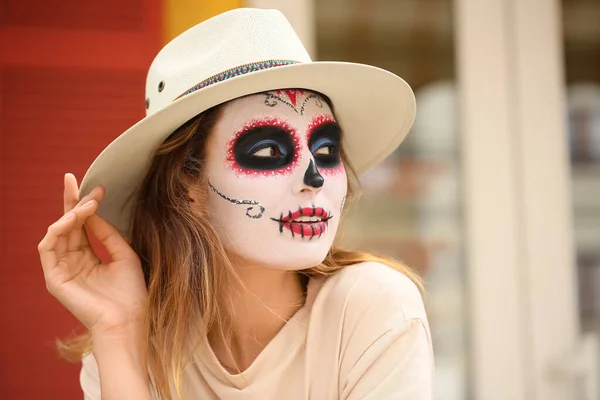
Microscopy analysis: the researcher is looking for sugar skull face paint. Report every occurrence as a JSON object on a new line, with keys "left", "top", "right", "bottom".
{"left": 203, "top": 90, "right": 348, "bottom": 270}
{"left": 226, "top": 117, "right": 302, "bottom": 176}
{"left": 270, "top": 207, "right": 332, "bottom": 239}
{"left": 307, "top": 114, "right": 343, "bottom": 174}
{"left": 208, "top": 182, "right": 265, "bottom": 219}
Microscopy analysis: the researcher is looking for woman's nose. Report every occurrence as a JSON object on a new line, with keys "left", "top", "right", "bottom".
{"left": 303, "top": 159, "right": 324, "bottom": 189}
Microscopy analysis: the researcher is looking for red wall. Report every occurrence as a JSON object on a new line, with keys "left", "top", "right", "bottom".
{"left": 0, "top": 1, "right": 161, "bottom": 397}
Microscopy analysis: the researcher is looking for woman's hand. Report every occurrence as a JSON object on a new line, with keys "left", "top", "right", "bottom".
{"left": 38, "top": 173, "right": 148, "bottom": 338}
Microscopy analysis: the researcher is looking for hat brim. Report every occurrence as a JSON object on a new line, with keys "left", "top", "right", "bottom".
{"left": 79, "top": 61, "right": 416, "bottom": 236}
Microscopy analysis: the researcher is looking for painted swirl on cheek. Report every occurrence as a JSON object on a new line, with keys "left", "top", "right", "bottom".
{"left": 307, "top": 115, "right": 343, "bottom": 175}
{"left": 226, "top": 118, "right": 301, "bottom": 176}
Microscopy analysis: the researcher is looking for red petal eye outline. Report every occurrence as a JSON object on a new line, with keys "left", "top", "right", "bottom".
{"left": 306, "top": 114, "right": 345, "bottom": 175}
{"left": 226, "top": 117, "right": 302, "bottom": 176}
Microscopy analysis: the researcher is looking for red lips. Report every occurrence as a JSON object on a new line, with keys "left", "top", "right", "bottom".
{"left": 274, "top": 207, "right": 330, "bottom": 238}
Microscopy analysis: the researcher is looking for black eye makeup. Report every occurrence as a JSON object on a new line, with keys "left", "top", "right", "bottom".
{"left": 228, "top": 118, "right": 300, "bottom": 174}
{"left": 308, "top": 121, "right": 342, "bottom": 169}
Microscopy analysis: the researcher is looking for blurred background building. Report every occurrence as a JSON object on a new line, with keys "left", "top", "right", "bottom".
{"left": 0, "top": 0, "right": 599, "bottom": 399}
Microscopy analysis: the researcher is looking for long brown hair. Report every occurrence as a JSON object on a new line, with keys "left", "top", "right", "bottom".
{"left": 58, "top": 97, "right": 423, "bottom": 399}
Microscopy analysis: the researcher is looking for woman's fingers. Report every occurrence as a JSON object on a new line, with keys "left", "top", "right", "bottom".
{"left": 62, "top": 173, "right": 106, "bottom": 215}
{"left": 73, "top": 185, "right": 105, "bottom": 211}
{"left": 38, "top": 212, "right": 77, "bottom": 279}
{"left": 41, "top": 175, "right": 111, "bottom": 280}
{"left": 63, "top": 173, "right": 79, "bottom": 214}
{"left": 85, "top": 213, "right": 135, "bottom": 263}
{"left": 43, "top": 194, "right": 102, "bottom": 263}
{"left": 58, "top": 173, "right": 80, "bottom": 256}
{"left": 67, "top": 199, "right": 100, "bottom": 251}
{"left": 39, "top": 200, "right": 103, "bottom": 287}
{"left": 61, "top": 172, "right": 97, "bottom": 250}
{"left": 66, "top": 185, "right": 106, "bottom": 251}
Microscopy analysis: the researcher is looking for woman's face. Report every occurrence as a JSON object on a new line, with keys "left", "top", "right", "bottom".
{"left": 203, "top": 90, "right": 347, "bottom": 270}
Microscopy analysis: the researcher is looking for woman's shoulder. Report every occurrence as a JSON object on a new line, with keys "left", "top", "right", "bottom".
{"left": 304, "top": 263, "right": 433, "bottom": 397}
{"left": 312, "top": 261, "right": 427, "bottom": 325}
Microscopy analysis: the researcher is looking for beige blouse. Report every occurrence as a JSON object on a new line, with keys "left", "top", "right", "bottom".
{"left": 81, "top": 262, "right": 434, "bottom": 399}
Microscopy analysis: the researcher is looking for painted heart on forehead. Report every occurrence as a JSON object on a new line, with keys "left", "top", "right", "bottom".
{"left": 263, "top": 89, "right": 325, "bottom": 116}
{"left": 204, "top": 90, "right": 348, "bottom": 270}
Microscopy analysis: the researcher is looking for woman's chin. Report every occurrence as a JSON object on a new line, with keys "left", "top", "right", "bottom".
{"left": 228, "top": 245, "right": 330, "bottom": 272}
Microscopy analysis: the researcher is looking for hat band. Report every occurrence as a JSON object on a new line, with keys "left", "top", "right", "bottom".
{"left": 174, "top": 59, "right": 300, "bottom": 100}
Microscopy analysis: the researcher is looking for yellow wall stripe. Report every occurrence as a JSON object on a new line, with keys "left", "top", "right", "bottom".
{"left": 162, "top": 0, "right": 243, "bottom": 44}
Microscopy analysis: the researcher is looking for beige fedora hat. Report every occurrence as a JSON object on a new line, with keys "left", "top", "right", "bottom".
{"left": 79, "top": 8, "right": 416, "bottom": 236}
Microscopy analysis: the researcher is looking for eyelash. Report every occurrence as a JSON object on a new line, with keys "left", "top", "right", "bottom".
{"left": 311, "top": 138, "right": 338, "bottom": 155}
{"left": 249, "top": 140, "right": 283, "bottom": 155}
{"left": 251, "top": 142, "right": 336, "bottom": 158}
{"left": 252, "top": 144, "right": 283, "bottom": 157}
{"left": 314, "top": 145, "right": 333, "bottom": 155}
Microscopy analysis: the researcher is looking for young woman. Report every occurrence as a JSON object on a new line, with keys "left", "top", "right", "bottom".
{"left": 38, "top": 8, "right": 433, "bottom": 400}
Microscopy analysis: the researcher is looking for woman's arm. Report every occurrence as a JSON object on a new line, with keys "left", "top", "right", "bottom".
{"left": 38, "top": 175, "right": 151, "bottom": 399}
{"left": 81, "top": 327, "right": 152, "bottom": 400}
{"left": 93, "top": 328, "right": 151, "bottom": 400}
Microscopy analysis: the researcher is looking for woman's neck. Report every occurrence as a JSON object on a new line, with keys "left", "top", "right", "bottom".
{"left": 208, "top": 260, "right": 306, "bottom": 373}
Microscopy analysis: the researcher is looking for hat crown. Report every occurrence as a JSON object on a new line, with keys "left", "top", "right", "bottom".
{"left": 145, "top": 8, "right": 312, "bottom": 115}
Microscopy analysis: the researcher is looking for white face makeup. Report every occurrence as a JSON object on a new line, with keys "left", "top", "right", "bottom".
{"left": 204, "top": 90, "right": 348, "bottom": 270}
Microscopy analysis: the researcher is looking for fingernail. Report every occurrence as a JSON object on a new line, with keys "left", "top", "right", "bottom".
{"left": 82, "top": 200, "right": 95, "bottom": 208}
